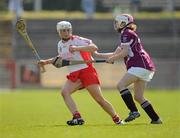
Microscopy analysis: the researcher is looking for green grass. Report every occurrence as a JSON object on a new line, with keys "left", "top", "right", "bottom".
{"left": 0, "top": 89, "right": 180, "bottom": 138}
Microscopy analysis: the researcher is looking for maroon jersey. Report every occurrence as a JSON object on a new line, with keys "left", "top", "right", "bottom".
{"left": 119, "top": 28, "right": 155, "bottom": 71}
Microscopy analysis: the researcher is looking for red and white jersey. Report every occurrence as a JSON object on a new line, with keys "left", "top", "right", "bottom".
{"left": 57, "top": 35, "right": 94, "bottom": 73}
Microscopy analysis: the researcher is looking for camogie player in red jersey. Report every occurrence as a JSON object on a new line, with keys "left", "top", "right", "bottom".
{"left": 38, "top": 21, "right": 124, "bottom": 126}
{"left": 94, "top": 14, "right": 162, "bottom": 124}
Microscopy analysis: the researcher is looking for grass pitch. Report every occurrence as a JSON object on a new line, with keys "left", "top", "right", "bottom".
{"left": 0, "top": 89, "right": 180, "bottom": 138}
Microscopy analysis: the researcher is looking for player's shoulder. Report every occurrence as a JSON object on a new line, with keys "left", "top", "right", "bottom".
{"left": 121, "top": 28, "right": 137, "bottom": 43}
{"left": 72, "top": 35, "right": 92, "bottom": 44}
{"left": 72, "top": 35, "right": 90, "bottom": 41}
{"left": 122, "top": 28, "right": 136, "bottom": 37}
{"left": 57, "top": 40, "right": 63, "bottom": 48}
{"left": 58, "top": 40, "right": 62, "bottom": 45}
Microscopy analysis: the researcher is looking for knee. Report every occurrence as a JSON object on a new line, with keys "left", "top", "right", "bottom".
{"left": 61, "top": 89, "right": 70, "bottom": 98}
{"left": 95, "top": 97, "right": 106, "bottom": 106}
{"left": 116, "top": 82, "right": 125, "bottom": 91}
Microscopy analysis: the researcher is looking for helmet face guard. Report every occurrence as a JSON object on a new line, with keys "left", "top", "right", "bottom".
{"left": 56, "top": 21, "right": 72, "bottom": 40}
{"left": 114, "top": 20, "right": 127, "bottom": 32}
{"left": 114, "top": 14, "right": 134, "bottom": 32}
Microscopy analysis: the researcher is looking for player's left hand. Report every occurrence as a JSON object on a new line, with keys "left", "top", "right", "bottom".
{"left": 69, "top": 45, "right": 78, "bottom": 53}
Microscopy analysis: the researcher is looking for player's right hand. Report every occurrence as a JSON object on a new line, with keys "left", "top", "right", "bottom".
{"left": 69, "top": 45, "right": 78, "bottom": 53}
{"left": 38, "top": 60, "right": 47, "bottom": 66}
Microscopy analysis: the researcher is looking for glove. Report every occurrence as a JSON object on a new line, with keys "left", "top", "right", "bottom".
{"left": 52, "top": 56, "right": 70, "bottom": 68}
{"left": 52, "top": 56, "right": 62, "bottom": 68}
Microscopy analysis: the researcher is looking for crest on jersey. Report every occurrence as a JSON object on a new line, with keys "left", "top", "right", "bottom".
{"left": 122, "top": 35, "right": 128, "bottom": 43}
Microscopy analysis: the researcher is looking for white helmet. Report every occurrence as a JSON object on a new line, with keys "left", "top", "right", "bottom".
{"left": 56, "top": 21, "right": 72, "bottom": 32}
{"left": 114, "top": 14, "right": 134, "bottom": 31}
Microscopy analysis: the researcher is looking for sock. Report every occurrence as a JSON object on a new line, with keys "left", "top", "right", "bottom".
{"left": 119, "top": 88, "right": 138, "bottom": 112}
{"left": 141, "top": 100, "right": 159, "bottom": 121}
{"left": 112, "top": 114, "right": 121, "bottom": 124}
{"left": 73, "top": 111, "right": 81, "bottom": 119}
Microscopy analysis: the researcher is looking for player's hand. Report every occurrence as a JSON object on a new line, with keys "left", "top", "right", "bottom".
{"left": 69, "top": 45, "right": 78, "bottom": 53}
{"left": 106, "top": 57, "right": 114, "bottom": 64}
{"left": 38, "top": 60, "right": 48, "bottom": 66}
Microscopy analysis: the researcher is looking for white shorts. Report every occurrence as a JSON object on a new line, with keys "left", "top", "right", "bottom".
{"left": 127, "top": 67, "right": 155, "bottom": 82}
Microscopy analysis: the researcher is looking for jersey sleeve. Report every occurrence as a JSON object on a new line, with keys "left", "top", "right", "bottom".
{"left": 57, "top": 41, "right": 62, "bottom": 56}
{"left": 121, "top": 33, "right": 132, "bottom": 46}
{"left": 121, "top": 31, "right": 135, "bottom": 57}
{"left": 75, "top": 36, "right": 92, "bottom": 46}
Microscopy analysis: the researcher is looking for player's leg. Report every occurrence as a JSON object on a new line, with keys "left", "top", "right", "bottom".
{"left": 80, "top": 67, "right": 123, "bottom": 124}
{"left": 86, "top": 84, "right": 123, "bottom": 125}
{"left": 61, "top": 79, "right": 85, "bottom": 125}
{"left": 117, "top": 73, "right": 140, "bottom": 122}
{"left": 61, "top": 79, "right": 82, "bottom": 114}
{"left": 134, "top": 80, "right": 162, "bottom": 124}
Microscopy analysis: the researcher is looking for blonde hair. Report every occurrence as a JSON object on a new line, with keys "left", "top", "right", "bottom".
{"left": 127, "top": 23, "right": 137, "bottom": 31}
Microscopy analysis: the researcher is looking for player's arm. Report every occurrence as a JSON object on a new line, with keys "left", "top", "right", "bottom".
{"left": 38, "top": 58, "right": 54, "bottom": 66}
{"left": 93, "top": 51, "right": 114, "bottom": 59}
{"left": 38, "top": 55, "right": 62, "bottom": 66}
{"left": 107, "top": 33, "right": 132, "bottom": 63}
{"left": 69, "top": 43, "right": 98, "bottom": 53}
{"left": 106, "top": 45, "right": 128, "bottom": 63}
{"left": 93, "top": 46, "right": 122, "bottom": 59}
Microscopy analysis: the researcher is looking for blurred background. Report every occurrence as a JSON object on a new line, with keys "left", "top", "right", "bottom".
{"left": 0, "top": 0, "right": 180, "bottom": 89}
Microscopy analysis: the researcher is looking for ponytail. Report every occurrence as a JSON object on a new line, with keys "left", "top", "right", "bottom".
{"left": 128, "top": 23, "right": 137, "bottom": 31}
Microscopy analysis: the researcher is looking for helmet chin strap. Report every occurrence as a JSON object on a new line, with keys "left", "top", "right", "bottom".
{"left": 62, "top": 37, "right": 70, "bottom": 41}
{"left": 117, "top": 28, "right": 123, "bottom": 33}
{"left": 117, "top": 22, "right": 133, "bottom": 33}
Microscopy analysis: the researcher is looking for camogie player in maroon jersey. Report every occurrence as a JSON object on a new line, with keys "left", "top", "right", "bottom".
{"left": 94, "top": 14, "right": 162, "bottom": 124}
{"left": 38, "top": 21, "right": 124, "bottom": 126}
